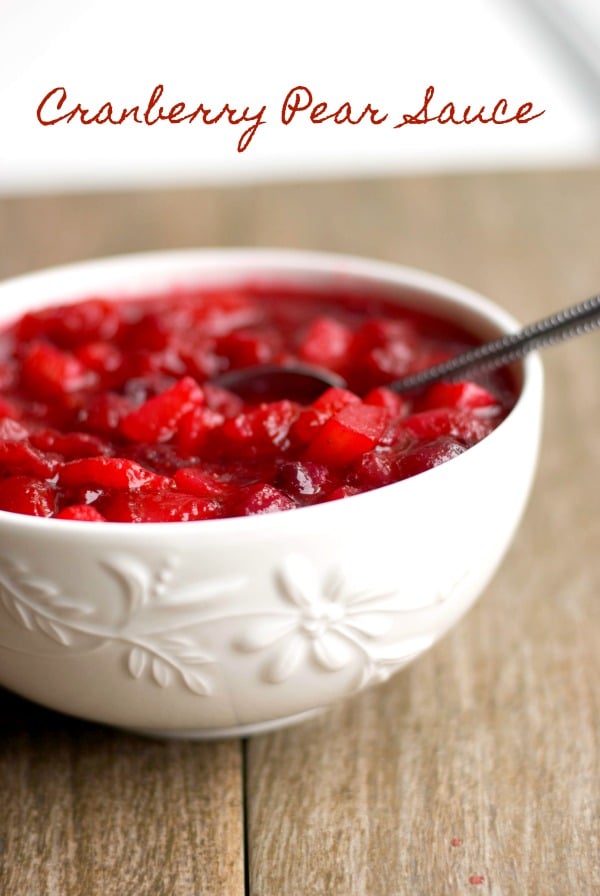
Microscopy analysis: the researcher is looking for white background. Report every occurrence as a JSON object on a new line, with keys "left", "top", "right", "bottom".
{"left": 0, "top": 0, "right": 598, "bottom": 195}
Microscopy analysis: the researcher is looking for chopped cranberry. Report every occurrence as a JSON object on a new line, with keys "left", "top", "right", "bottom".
{"left": 418, "top": 380, "right": 500, "bottom": 412}
{"left": 78, "top": 392, "right": 132, "bottom": 435}
{"left": 202, "top": 383, "right": 244, "bottom": 417}
{"left": 351, "top": 318, "right": 418, "bottom": 353}
{"left": 124, "top": 442, "right": 189, "bottom": 474}
{"left": 176, "top": 406, "right": 225, "bottom": 456}
{"left": 307, "top": 403, "right": 389, "bottom": 467}
{"left": 0, "top": 397, "right": 21, "bottom": 419}
{"left": 311, "top": 387, "right": 360, "bottom": 416}
{"left": 0, "top": 363, "right": 18, "bottom": 392}
{"left": 363, "top": 386, "right": 408, "bottom": 418}
{"left": 127, "top": 312, "right": 173, "bottom": 351}
{"left": 189, "top": 289, "right": 263, "bottom": 336}
{"left": 174, "top": 466, "right": 236, "bottom": 499}
{"left": 323, "top": 485, "right": 361, "bottom": 502}
{"left": 361, "top": 342, "right": 416, "bottom": 382}
{"left": 17, "top": 299, "right": 121, "bottom": 348}
{"left": 96, "top": 489, "right": 222, "bottom": 523}
{"left": 297, "top": 316, "right": 353, "bottom": 370}
{"left": 30, "top": 429, "right": 111, "bottom": 459}
{"left": 55, "top": 504, "right": 107, "bottom": 521}
{"left": 379, "top": 418, "right": 416, "bottom": 451}
{"left": 120, "top": 376, "right": 204, "bottom": 443}
{"left": 76, "top": 341, "right": 124, "bottom": 379}
{"left": 22, "top": 342, "right": 95, "bottom": 398}
{"left": 231, "top": 483, "right": 296, "bottom": 516}
{"left": 216, "top": 327, "right": 282, "bottom": 368}
{"left": 349, "top": 318, "right": 419, "bottom": 387}
{"left": 178, "top": 336, "right": 222, "bottom": 381}
{"left": 291, "top": 387, "right": 360, "bottom": 445}
{"left": 0, "top": 439, "right": 57, "bottom": 477}
{"left": 0, "top": 418, "right": 29, "bottom": 441}
{"left": 58, "top": 457, "right": 171, "bottom": 491}
{"left": 393, "top": 436, "right": 466, "bottom": 481}
{"left": 347, "top": 449, "right": 396, "bottom": 490}
{"left": 0, "top": 476, "right": 55, "bottom": 516}
{"left": 400, "top": 408, "right": 495, "bottom": 447}
{"left": 215, "top": 400, "right": 300, "bottom": 459}
{"left": 275, "top": 460, "right": 332, "bottom": 499}
{"left": 121, "top": 372, "right": 178, "bottom": 407}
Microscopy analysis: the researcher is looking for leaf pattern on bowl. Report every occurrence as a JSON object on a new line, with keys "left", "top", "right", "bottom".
{"left": 0, "top": 550, "right": 469, "bottom": 700}
{"left": 0, "top": 554, "right": 246, "bottom": 698}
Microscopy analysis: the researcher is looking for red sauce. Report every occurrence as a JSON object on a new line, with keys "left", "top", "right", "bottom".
{"left": 0, "top": 284, "right": 515, "bottom": 522}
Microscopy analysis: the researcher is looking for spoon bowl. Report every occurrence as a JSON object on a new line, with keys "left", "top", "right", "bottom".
{"left": 214, "top": 361, "right": 346, "bottom": 402}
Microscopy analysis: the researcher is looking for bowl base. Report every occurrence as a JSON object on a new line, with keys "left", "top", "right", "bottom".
{"left": 123, "top": 707, "right": 325, "bottom": 740}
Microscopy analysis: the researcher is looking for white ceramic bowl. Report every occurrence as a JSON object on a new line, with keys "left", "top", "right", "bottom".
{"left": 0, "top": 250, "right": 543, "bottom": 738}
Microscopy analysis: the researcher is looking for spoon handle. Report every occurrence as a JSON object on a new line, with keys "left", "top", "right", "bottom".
{"left": 390, "top": 293, "right": 600, "bottom": 393}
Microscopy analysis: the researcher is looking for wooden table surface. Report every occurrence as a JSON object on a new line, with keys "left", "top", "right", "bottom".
{"left": 0, "top": 168, "right": 598, "bottom": 895}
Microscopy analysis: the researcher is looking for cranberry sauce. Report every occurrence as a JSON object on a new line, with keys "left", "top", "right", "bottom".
{"left": 0, "top": 283, "right": 516, "bottom": 521}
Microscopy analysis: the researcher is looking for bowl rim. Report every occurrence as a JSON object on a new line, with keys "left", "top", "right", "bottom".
{"left": 0, "top": 247, "right": 544, "bottom": 537}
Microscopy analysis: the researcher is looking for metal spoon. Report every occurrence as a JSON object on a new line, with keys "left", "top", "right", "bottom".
{"left": 213, "top": 294, "right": 600, "bottom": 401}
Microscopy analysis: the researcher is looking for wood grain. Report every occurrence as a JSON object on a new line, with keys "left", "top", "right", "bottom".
{"left": 0, "top": 167, "right": 599, "bottom": 894}
{"left": 0, "top": 692, "right": 244, "bottom": 895}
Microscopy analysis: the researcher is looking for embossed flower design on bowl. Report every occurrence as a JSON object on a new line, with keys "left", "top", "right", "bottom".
{"left": 236, "top": 554, "right": 439, "bottom": 688}
{"left": 0, "top": 553, "right": 246, "bottom": 697}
